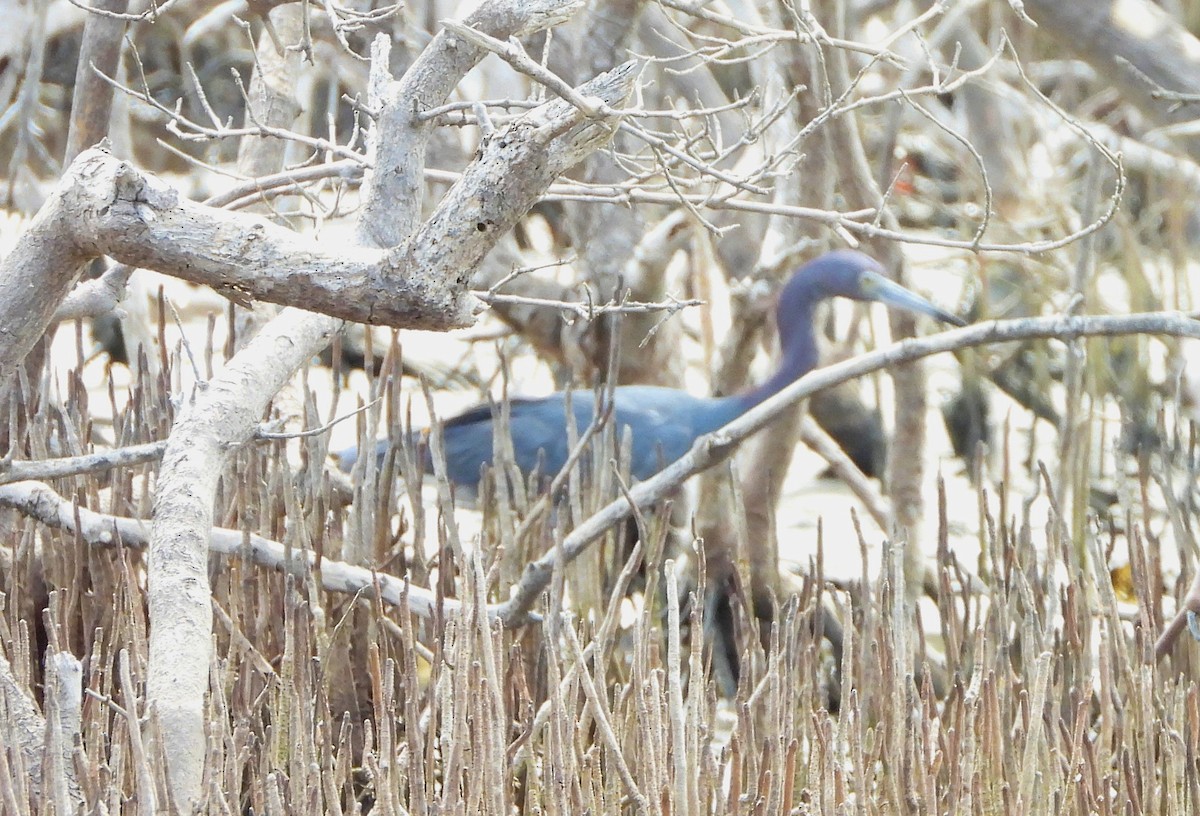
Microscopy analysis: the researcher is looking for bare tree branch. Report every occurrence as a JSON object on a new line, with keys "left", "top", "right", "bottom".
{"left": 360, "top": 0, "right": 587, "bottom": 247}
{"left": 1025, "top": 0, "right": 1200, "bottom": 159}
{"left": 139, "top": 26, "right": 635, "bottom": 804}
{"left": 63, "top": 0, "right": 128, "bottom": 164}
{"left": 0, "top": 440, "right": 165, "bottom": 484}
{"left": 0, "top": 480, "right": 460, "bottom": 621}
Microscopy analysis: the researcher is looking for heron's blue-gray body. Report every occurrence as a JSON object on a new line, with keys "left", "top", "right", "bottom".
{"left": 434, "top": 387, "right": 750, "bottom": 487}
{"left": 337, "top": 250, "right": 964, "bottom": 489}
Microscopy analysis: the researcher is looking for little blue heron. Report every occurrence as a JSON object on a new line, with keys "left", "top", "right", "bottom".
{"left": 336, "top": 250, "right": 964, "bottom": 487}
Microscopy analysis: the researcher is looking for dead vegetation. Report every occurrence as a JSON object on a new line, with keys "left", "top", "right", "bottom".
{"left": 5, "top": 348, "right": 1200, "bottom": 814}
{"left": 4, "top": 0, "right": 1200, "bottom": 813}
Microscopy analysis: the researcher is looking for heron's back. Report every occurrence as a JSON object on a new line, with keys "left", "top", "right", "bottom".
{"left": 439, "top": 387, "right": 745, "bottom": 487}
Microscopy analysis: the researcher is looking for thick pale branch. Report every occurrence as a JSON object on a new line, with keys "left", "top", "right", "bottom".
{"left": 145, "top": 310, "right": 337, "bottom": 800}
{"left": 50, "top": 262, "right": 133, "bottom": 323}
{"left": 62, "top": 0, "right": 127, "bottom": 164}
{"left": 138, "top": 38, "right": 632, "bottom": 807}
{"left": 66, "top": 148, "right": 478, "bottom": 330}
{"left": 72, "top": 59, "right": 632, "bottom": 327}
{"left": 361, "top": 0, "right": 586, "bottom": 246}
{"left": 0, "top": 182, "right": 91, "bottom": 386}
{"left": 3, "top": 57, "right": 635, "bottom": 393}
{"left": 403, "top": 61, "right": 638, "bottom": 296}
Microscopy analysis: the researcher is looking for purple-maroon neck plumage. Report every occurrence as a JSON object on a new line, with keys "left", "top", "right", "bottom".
{"left": 729, "top": 251, "right": 880, "bottom": 413}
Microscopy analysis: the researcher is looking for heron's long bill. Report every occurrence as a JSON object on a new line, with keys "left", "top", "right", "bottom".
{"left": 865, "top": 272, "right": 966, "bottom": 327}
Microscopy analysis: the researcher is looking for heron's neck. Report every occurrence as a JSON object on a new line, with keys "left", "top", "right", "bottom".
{"left": 735, "top": 294, "right": 821, "bottom": 412}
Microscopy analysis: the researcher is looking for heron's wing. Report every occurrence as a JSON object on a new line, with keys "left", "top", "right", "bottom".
{"left": 438, "top": 395, "right": 584, "bottom": 484}
{"left": 340, "top": 388, "right": 733, "bottom": 485}
{"left": 440, "top": 396, "right": 561, "bottom": 430}
{"left": 609, "top": 388, "right": 722, "bottom": 479}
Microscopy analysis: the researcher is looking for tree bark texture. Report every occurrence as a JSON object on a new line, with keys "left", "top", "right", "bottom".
{"left": 138, "top": 17, "right": 634, "bottom": 806}
{"left": 62, "top": 0, "right": 127, "bottom": 164}
{"left": 1025, "top": 0, "right": 1200, "bottom": 160}
{"left": 360, "top": 0, "right": 587, "bottom": 247}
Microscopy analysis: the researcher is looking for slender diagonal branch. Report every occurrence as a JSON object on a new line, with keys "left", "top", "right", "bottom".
{"left": 498, "top": 311, "right": 1200, "bottom": 625}
{"left": 0, "top": 480, "right": 457, "bottom": 620}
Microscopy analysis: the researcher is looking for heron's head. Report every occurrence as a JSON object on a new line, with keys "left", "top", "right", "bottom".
{"left": 785, "top": 249, "right": 965, "bottom": 327}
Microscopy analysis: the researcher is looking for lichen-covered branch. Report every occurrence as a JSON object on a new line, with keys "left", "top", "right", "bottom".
{"left": 360, "top": 0, "right": 586, "bottom": 246}
{"left": 139, "top": 39, "right": 634, "bottom": 809}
